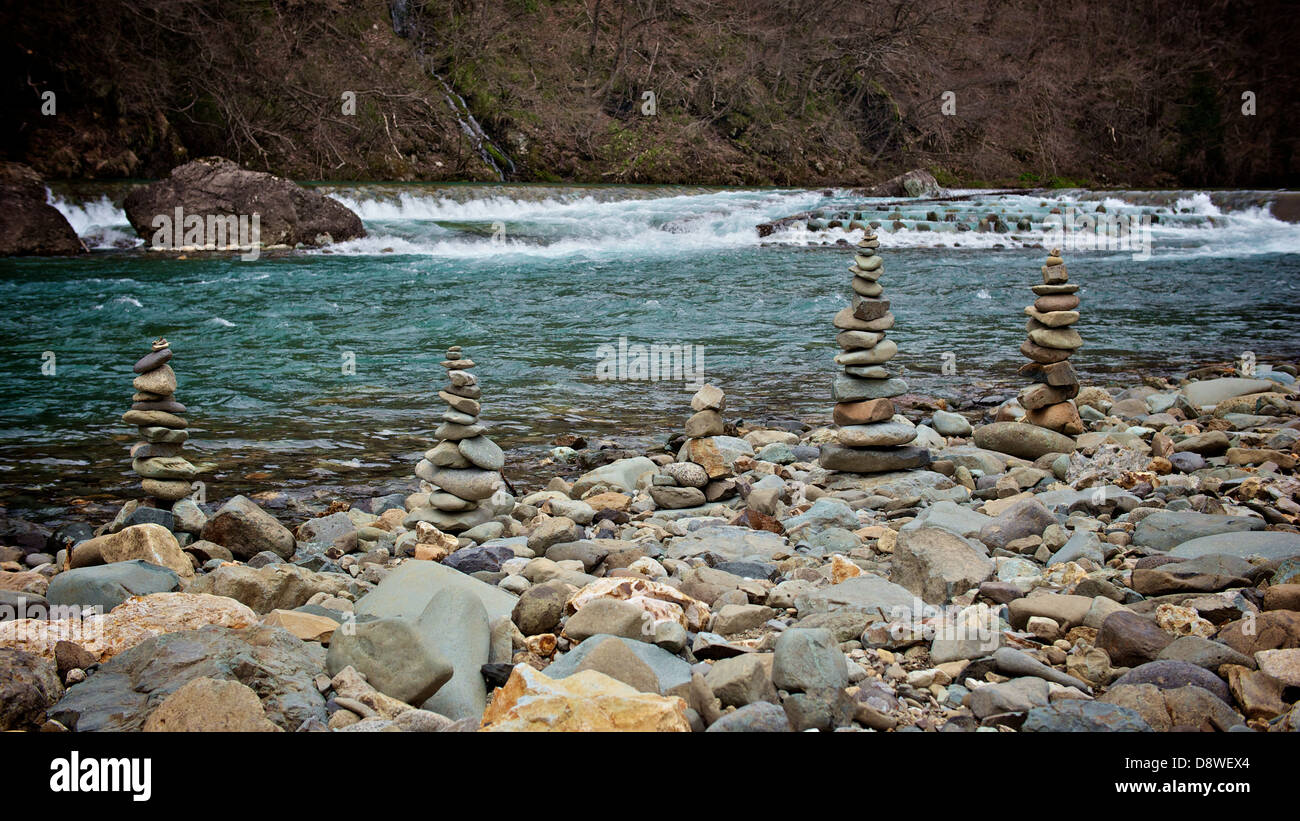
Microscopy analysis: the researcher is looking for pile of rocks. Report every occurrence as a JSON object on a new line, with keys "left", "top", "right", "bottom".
{"left": 819, "top": 228, "right": 930, "bottom": 474}
{"left": 406, "top": 346, "right": 507, "bottom": 535}
{"left": 2, "top": 361, "right": 1298, "bottom": 735}
{"left": 1018, "top": 248, "right": 1084, "bottom": 434}
{"left": 120, "top": 339, "right": 199, "bottom": 503}
{"left": 651, "top": 384, "right": 732, "bottom": 510}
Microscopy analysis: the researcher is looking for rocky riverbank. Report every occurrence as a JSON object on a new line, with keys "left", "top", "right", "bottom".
{"left": 1, "top": 364, "right": 1298, "bottom": 733}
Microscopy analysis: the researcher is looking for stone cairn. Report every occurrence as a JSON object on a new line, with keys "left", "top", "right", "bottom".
{"left": 651, "top": 384, "right": 735, "bottom": 510}
{"left": 818, "top": 228, "right": 931, "bottom": 474}
{"left": 121, "top": 338, "right": 198, "bottom": 502}
{"left": 407, "top": 346, "right": 506, "bottom": 534}
{"left": 1017, "top": 248, "right": 1084, "bottom": 434}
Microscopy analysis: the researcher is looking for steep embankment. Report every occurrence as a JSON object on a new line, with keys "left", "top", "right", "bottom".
{"left": 2, "top": 0, "right": 1297, "bottom": 187}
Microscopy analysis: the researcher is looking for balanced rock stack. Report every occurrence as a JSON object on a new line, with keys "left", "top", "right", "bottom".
{"left": 407, "top": 346, "right": 506, "bottom": 533}
{"left": 818, "top": 228, "right": 931, "bottom": 474}
{"left": 121, "top": 338, "right": 199, "bottom": 502}
{"left": 1017, "top": 248, "right": 1084, "bottom": 434}
{"left": 652, "top": 384, "right": 728, "bottom": 510}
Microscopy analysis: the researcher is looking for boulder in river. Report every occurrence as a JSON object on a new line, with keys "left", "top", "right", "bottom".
{"left": 856, "top": 169, "right": 945, "bottom": 198}
{"left": 123, "top": 157, "right": 364, "bottom": 250}
{"left": 0, "top": 162, "right": 87, "bottom": 256}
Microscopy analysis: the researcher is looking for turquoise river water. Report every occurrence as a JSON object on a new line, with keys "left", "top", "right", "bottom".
{"left": 1, "top": 183, "right": 1297, "bottom": 519}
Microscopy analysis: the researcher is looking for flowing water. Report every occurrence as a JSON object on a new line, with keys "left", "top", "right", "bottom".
{"left": 2, "top": 183, "right": 1298, "bottom": 520}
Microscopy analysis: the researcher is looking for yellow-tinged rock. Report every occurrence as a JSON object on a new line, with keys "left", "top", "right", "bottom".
{"left": 831, "top": 554, "right": 862, "bottom": 584}
{"left": 525, "top": 633, "right": 557, "bottom": 658}
{"left": 0, "top": 570, "right": 49, "bottom": 595}
{"left": 480, "top": 664, "right": 690, "bottom": 732}
{"left": 0, "top": 592, "right": 257, "bottom": 663}
{"left": 79, "top": 523, "right": 195, "bottom": 579}
{"left": 875, "top": 529, "right": 897, "bottom": 554}
{"left": 1155, "top": 603, "right": 1215, "bottom": 638}
{"left": 262, "top": 608, "right": 339, "bottom": 642}
{"left": 414, "top": 543, "right": 451, "bottom": 562}
{"left": 143, "top": 677, "right": 282, "bottom": 732}
{"left": 375, "top": 508, "right": 406, "bottom": 531}
{"left": 980, "top": 492, "right": 1035, "bottom": 517}
{"left": 583, "top": 491, "right": 631, "bottom": 512}
{"left": 331, "top": 666, "right": 418, "bottom": 720}
{"left": 678, "top": 438, "right": 728, "bottom": 479}
{"left": 566, "top": 576, "right": 710, "bottom": 631}
{"left": 414, "top": 521, "right": 458, "bottom": 551}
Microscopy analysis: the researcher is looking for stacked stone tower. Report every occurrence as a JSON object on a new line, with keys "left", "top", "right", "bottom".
{"left": 819, "top": 228, "right": 930, "bottom": 473}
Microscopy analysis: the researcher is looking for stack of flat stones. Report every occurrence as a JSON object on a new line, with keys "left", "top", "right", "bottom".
{"left": 651, "top": 384, "right": 726, "bottom": 510}
{"left": 1018, "top": 248, "right": 1084, "bottom": 434}
{"left": 407, "top": 346, "right": 506, "bottom": 533}
{"left": 818, "top": 228, "right": 930, "bottom": 474}
{"left": 121, "top": 338, "right": 198, "bottom": 502}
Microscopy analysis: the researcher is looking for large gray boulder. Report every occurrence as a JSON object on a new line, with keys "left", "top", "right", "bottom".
{"left": 545, "top": 634, "right": 692, "bottom": 695}
{"left": 200, "top": 495, "right": 296, "bottom": 559}
{"left": 416, "top": 587, "right": 490, "bottom": 721}
{"left": 892, "top": 528, "right": 994, "bottom": 604}
{"left": 354, "top": 558, "right": 517, "bottom": 623}
{"left": 46, "top": 560, "right": 181, "bottom": 611}
{"left": 665, "top": 525, "right": 789, "bottom": 563}
{"left": 972, "top": 422, "right": 1076, "bottom": 460}
{"left": 48, "top": 625, "right": 327, "bottom": 732}
{"left": 123, "top": 157, "right": 364, "bottom": 249}
{"left": 859, "top": 168, "right": 945, "bottom": 198}
{"left": 902, "top": 500, "right": 992, "bottom": 540}
{"left": 794, "top": 573, "right": 915, "bottom": 617}
{"left": 1132, "top": 510, "right": 1265, "bottom": 551}
{"left": 772, "top": 628, "right": 849, "bottom": 693}
{"left": 326, "top": 618, "right": 453, "bottom": 706}
{"left": 1169, "top": 531, "right": 1300, "bottom": 562}
{"left": 1180, "top": 378, "right": 1274, "bottom": 408}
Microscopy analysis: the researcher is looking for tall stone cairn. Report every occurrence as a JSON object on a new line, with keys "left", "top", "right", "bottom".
{"left": 818, "top": 228, "right": 931, "bottom": 474}
{"left": 406, "top": 346, "right": 507, "bottom": 534}
{"left": 1017, "top": 248, "right": 1084, "bottom": 434}
{"left": 121, "top": 338, "right": 198, "bottom": 502}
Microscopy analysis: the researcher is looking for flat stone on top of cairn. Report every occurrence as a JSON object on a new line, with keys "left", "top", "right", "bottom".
{"left": 406, "top": 345, "right": 507, "bottom": 535}
{"left": 819, "top": 228, "right": 930, "bottom": 474}
{"left": 1016, "top": 248, "right": 1085, "bottom": 434}
{"left": 652, "top": 384, "right": 739, "bottom": 509}
{"left": 120, "top": 337, "right": 199, "bottom": 502}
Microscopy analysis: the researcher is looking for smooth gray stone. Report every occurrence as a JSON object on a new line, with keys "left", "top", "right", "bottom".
{"left": 705, "top": 701, "right": 793, "bottom": 732}
{"left": 832, "top": 375, "right": 908, "bottom": 402}
{"left": 772, "top": 628, "right": 850, "bottom": 692}
{"left": 545, "top": 634, "right": 691, "bottom": 694}
{"left": 354, "top": 558, "right": 518, "bottom": 623}
{"left": 1048, "top": 530, "right": 1104, "bottom": 565}
{"left": 46, "top": 560, "right": 180, "bottom": 611}
{"left": 902, "top": 500, "right": 992, "bottom": 540}
{"left": 414, "top": 461, "right": 502, "bottom": 501}
{"left": 457, "top": 435, "right": 505, "bottom": 471}
{"left": 993, "top": 647, "right": 1092, "bottom": 693}
{"left": 664, "top": 525, "right": 789, "bottom": 562}
{"left": 325, "top": 617, "right": 453, "bottom": 706}
{"left": 417, "top": 586, "right": 490, "bottom": 721}
{"left": 1133, "top": 510, "right": 1265, "bottom": 551}
{"left": 793, "top": 573, "right": 916, "bottom": 616}
{"left": 1169, "top": 531, "right": 1300, "bottom": 561}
